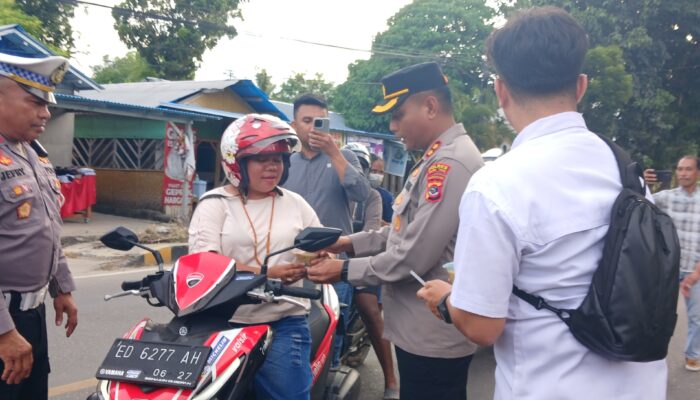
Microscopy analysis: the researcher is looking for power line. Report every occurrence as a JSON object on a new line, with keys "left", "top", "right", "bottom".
{"left": 63, "top": 0, "right": 452, "bottom": 62}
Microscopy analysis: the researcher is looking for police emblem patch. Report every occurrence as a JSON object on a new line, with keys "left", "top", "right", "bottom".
{"left": 0, "top": 150, "right": 12, "bottom": 166}
{"left": 424, "top": 162, "right": 450, "bottom": 203}
{"left": 16, "top": 201, "right": 31, "bottom": 219}
{"left": 11, "top": 185, "right": 24, "bottom": 197}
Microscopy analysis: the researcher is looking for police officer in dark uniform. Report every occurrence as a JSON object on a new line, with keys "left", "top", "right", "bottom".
{"left": 0, "top": 53, "right": 78, "bottom": 399}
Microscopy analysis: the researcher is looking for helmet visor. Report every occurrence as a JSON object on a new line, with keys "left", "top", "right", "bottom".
{"left": 237, "top": 134, "right": 300, "bottom": 158}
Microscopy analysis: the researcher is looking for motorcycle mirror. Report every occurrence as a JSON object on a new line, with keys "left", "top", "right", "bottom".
{"left": 100, "top": 226, "right": 139, "bottom": 251}
{"left": 260, "top": 227, "right": 342, "bottom": 276}
{"left": 294, "top": 227, "right": 342, "bottom": 252}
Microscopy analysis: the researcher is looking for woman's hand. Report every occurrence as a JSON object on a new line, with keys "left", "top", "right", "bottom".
{"left": 268, "top": 263, "right": 307, "bottom": 284}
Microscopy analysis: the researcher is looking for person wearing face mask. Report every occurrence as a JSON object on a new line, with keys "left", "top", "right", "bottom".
{"left": 368, "top": 153, "right": 394, "bottom": 226}
{"left": 188, "top": 114, "right": 322, "bottom": 400}
{"left": 343, "top": 142, "right": 382, "bottom": 233}
{"left": 342, "top": 143, "right": 399, "bottom": 399}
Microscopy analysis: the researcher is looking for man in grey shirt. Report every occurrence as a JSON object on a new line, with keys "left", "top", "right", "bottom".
{"left": 283, "top": 93, "right": 370, "bottom": 366}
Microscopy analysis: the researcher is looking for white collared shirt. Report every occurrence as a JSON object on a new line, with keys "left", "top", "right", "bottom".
{"left": 451, "top": 112, "right": 667, "bottom": 399}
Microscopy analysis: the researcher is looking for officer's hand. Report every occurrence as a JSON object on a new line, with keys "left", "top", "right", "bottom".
{"left": 308, "top": 129, "right": 340, "bottom": 156}
{"left": 324, "top": 236, "right": 353, "bottom": 255}
{"left": 54, "top": 292, "right": 78, "bottom": 338}
{"left": 307, "top": 259, "right": 343, "bottom": 284}
{"left": 417, "top": 280, "right": 452, "bottom": 321}
{"left": 0, "top": 329, "right": 33, "bottom": 384}
{"left": 268, "top": 263, "right": 307, "bottom": 284}
{"left": 643, "top": 168, "right": 657, "bottom": 184}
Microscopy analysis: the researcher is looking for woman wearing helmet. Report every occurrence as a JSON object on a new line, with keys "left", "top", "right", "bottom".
{"left": 188, "top": 114, "right": 321, "bottom": 399}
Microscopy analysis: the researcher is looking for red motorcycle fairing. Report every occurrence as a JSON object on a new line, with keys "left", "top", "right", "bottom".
{"left": 172, "top": 252, "right": 237, "bottom": 316}
{"left": 311, "top": 304, "right": 338, "bottom": 384}
{"left": 103, "top": 324, "right": 271, "bottom": 399}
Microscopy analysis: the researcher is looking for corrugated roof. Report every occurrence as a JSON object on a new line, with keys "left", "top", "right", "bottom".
{"left": 79, "top": 80, "right": 235, "bottom": 107}
{"left": 159, "top": 102, "right": 246, "bottom": 119}
{"left": 270, "top": 100, "right": 397, "bottom": 141}
{"left": 79, "top": 79, "right": 288, "bottom": 121}
{"left": 0, "top": 24, "right": 101, "bottom": 91}
{"left": 54, "top": 93, "right": 218, "bottom": 122}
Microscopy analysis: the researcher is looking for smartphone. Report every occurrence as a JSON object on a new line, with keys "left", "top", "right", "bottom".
{"left": 410, "top": 270, "right": 426, "bottom": 286}
{"left": 655, "top": 169, "right": 673, "bottom": 185}
{"left": 313, "top": 117, "right": 330, "bottom": 133}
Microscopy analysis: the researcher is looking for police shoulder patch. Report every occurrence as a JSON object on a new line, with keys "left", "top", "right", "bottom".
{"left": 424, "top": 162, "right": 450, "bottom": 203}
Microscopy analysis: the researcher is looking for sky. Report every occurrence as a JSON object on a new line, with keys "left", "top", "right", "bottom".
{"left": 69, "top": 0, "right": 413, "bottom": 85}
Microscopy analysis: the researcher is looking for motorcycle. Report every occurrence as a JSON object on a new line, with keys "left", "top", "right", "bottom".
{"left": 87, "top": 226, "right": 361, "bottom": 400}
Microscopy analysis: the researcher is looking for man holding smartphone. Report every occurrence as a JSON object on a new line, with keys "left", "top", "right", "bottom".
{"left": 645, "top": 158, "right": 700, "bottom": 371}
{"left": 283, "top": 93, "right": 370, "bottom": 367}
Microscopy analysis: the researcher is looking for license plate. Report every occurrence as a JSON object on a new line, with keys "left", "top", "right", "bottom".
{"left": 95, "top": 339, "right": 211, "bottom": 389}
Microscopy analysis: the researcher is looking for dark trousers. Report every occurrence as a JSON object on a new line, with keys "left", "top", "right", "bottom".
{"left": 395, "top": 346, "right": 472, "bottom": 400}
{"left": 0, "top": 303, "right": 50, "bottom": 400}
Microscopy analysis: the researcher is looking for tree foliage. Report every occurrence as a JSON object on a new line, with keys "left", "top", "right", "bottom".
{"left": 0, "top": 0, "right": 43, "bottom": 42}
{"left": 113, "top": 0, "right": 245, "bottom": 80}
{"left": 16, "top": 0, "right": 76, "bottom": 54}
{"left": 273, "top": 72, "right": 335, "bottom": 103}
{"left": 523, "top": 0, "right": 700, "bottom": 168}
{"left": 92, "top": 51, "right": 156, "bottom": 84}
{"left": 333, "top": 0, "right": 513, "bottom": 148}
{"left": 255, "top": 68, "right": 275, "bottom": 95}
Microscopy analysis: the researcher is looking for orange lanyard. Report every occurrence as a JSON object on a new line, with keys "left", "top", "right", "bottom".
{"left": 240, "top": 195, "right": 276, "bottom": 267}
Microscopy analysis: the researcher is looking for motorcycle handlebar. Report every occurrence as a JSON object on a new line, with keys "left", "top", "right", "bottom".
{"left": 121, "top": 279, "right": 142, "bottom": 291}
{"left": 278, "top": 285, "right": 322, "bottom": 300}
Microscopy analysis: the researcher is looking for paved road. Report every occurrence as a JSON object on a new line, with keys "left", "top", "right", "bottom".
{"left": 47, "top": 267, "right": 698, "bottom": 399}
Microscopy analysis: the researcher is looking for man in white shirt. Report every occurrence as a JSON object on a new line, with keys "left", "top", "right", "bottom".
{"left": 417, "top": 6, "right": 667, "bottom": 399}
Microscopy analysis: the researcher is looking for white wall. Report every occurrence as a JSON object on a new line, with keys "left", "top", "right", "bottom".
{"left": 43, "top": 109, "right": 75, "bottom": 167}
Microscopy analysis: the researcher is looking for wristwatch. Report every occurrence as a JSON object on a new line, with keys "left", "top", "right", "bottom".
{"left": 437, "top": 292, "right": 452, "bottom": 324}
{"left": 340, "top": 259, "right": 350, "bottom": 282}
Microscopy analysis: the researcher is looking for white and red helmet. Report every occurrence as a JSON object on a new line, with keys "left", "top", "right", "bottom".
{"left": 220, "top": 114, "right": 300, "bottom": 187}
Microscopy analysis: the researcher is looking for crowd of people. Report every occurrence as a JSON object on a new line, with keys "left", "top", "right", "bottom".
{"left": 1, "top": 5, "right": 698, "bottom": 400}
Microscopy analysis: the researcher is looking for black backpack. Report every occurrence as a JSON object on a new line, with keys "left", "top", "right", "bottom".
{"left": 513, "top": 135, "right": 680, "bottom": 362}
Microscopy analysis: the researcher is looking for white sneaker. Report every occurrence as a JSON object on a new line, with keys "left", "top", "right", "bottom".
{"left": 685, "top": 358, "right": 700, "bottom": 371}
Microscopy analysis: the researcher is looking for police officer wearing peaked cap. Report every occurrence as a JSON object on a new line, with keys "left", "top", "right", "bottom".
{"left": 0, "top": 53, "right": 78, "bottom": 399}
{"left": 308, "top": 62, "right": 484, "bottom": 399}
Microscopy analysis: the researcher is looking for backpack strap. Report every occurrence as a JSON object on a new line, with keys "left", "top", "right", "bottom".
{"left": 512, "top": 285, "right": 572, "bottom": 321}
{"left": 596, "top": 134, "right": 645, "bottom": 195}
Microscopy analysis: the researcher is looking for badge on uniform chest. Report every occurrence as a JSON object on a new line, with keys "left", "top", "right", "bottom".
{"left": 16, "top": 201, "right": 32, "bottom": 219}
{"left": 11, "top": 184, "right": 31, "bottom": 198}
{"left": 0, "top": 149, "right": 12, "bottom": 166}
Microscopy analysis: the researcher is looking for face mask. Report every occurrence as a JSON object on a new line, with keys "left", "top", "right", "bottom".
{"left": 369, "top": 172, "right": 384, "bottom": 188}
